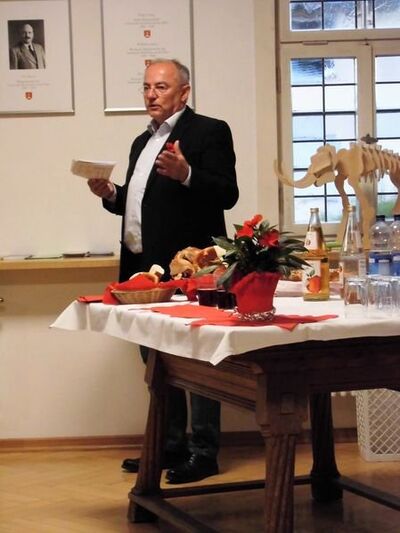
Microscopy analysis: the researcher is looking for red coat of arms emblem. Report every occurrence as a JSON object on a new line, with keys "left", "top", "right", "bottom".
{"left": 144, "top": 29, "right": 151, "bottom": 38}
{"left": 25, "top": 91, "right": 33, "bottom": 100}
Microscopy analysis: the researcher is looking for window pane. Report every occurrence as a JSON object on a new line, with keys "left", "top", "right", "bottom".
{"left": 290, "top": 2, "right": 322, "bottom": 31}
{"left": 375, "top": 0, "right": 400, "bottom": 28}
{"left": 379, "top": 139, "right": 400, "bottom": 152}
{"left": 291, "top": 58, "right": 323, "bottom": 85}
{"left": 324, "top": 2, "right": 356, "bottom": 29}
{"left": 326, "top": 196, "right": 344, "bottom": 222}
{"left": 325, "top": 85, "right": 357, "bottom": 111}
{"left": 325, "top": 114, "right": 356, "bottom": 140}
{"left": 378, "top": 175, "right": 397, "bottom": 193}
{"left": 376, "top": 83, "right": 400, "bottom": 110}
{"left": 293, "top": 141, "right": 323, "bottom": 168}
{"left": 325, "top": 58, "right": 356, "bottom": 84}
{"left": 293, "top": 115, "right": 324, "bottom": 140}
{"left": 377, "top": 112, "right": 400, "bottom": 137}
{"left": 294, "top": 196, "right": 326, "bottom": 223}
{"left": 376, "top": 56, "right": 400, "bottom": 82}
{"left": 292, "top": 86, "right": 323, "bottom": 112}
{"left": 377, "top": 194, "right": 396, "bottom": 216}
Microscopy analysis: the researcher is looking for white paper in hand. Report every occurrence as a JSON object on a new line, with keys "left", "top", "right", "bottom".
{"left": 71, "top": 159, "right": 116, "bottom": 180}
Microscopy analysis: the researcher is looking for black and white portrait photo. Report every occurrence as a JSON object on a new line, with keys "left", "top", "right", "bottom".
{"left": 8, "top": 19, "right": 46, "bottom": 70}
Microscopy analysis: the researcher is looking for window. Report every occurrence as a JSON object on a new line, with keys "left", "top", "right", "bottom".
{"left": 289, "top": 1, "right": 400, "bottom": 31}
{"left": 278, "top": 1, "right": 400, "bottom": 236}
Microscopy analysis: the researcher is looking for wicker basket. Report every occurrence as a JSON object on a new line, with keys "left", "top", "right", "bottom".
{"left": 111, "top": 287, "right": 176, "bottom": 304}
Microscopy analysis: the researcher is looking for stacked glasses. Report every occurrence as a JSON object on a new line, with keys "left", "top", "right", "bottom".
{"left": 344, "top": 275, "right": 400, "bottom": 318}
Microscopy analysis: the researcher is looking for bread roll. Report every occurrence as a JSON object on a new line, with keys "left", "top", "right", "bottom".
{"left": 129, "top": 271, "right": 159, "bottom": 283}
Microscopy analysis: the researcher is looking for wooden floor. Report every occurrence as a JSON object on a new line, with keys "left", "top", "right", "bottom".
{"left": 0, "top": 443, "right": 399, "bottom": 532}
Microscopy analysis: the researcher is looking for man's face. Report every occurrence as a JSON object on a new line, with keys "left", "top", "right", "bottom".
{"left": 143, "top": 62, "right": 190, "bottom": 125}
{"left": 21, "top": 24, "right": 34, "bottom": 44}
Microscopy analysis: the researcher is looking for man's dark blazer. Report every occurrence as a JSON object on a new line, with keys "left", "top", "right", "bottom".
{"left": 104, "top": 106, "right": 238, "bottom": 280}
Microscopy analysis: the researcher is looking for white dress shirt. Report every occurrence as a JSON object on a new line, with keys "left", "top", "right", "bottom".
{"left": 123, "top": 108, "right": 189, "bottom": 253}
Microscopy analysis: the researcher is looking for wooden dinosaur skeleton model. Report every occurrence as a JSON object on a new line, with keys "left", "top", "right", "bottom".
{"left": 275, "top": 142, "right": 400, "bottom": 249}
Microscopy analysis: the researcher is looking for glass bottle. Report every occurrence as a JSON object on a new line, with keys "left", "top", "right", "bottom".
{"left": 339, "top": 205, "right": 366, "bottom": 296}
{"left": 368, "top": 214, "right": 392, "bottom": 276}
{"left": 302, "top": 207, "right": 330, "bottom": 301}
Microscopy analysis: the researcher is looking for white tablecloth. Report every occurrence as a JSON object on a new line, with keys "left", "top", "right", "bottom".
{"left": 50, "top": 295, "right": 400, "bottom": 366}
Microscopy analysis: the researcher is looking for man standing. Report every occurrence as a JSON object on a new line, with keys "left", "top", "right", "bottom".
{"left": 9, "top": 23, "right": 46, "bottom": 70}
{"left": 88, "top": 59, "right": 238, "bottom": 484}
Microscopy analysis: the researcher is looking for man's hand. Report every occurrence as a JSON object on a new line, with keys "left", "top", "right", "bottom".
{"left": 87, "top": 178, "right": 116, "bottom": 200}
{"left": 155, "top": 140, "right": 189, "bottom": 182}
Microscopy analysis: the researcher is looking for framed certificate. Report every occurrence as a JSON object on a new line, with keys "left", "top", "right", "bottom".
{"left": 101, "top": 0, "right": 193, "bottom": 112}
{"left": 0, "top": 0, "right": 74, "bottom": 114}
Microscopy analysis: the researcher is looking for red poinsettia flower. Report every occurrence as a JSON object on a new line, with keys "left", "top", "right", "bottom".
{"left": 259, "top": 229, "right": 280, "bottom": 248}
{"left": 236, "top": 223, "right": 254, "bottom": 238}
{"left": 246, "top": 214, "right": 263, "bottom": 227}
{"left": 235, "top": 214, "right": 263, "bottom": 239}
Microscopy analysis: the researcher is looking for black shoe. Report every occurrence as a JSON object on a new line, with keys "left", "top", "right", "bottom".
{"left": 121, "top": 450, "right": 189, "bottom": 473}
{"left": 165, "top": 454, "right": 219, "bottom": 484}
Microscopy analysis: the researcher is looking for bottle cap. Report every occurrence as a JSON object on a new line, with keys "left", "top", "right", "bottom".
{"left": 376, "top": 214, "right": 386, "bottom": 221}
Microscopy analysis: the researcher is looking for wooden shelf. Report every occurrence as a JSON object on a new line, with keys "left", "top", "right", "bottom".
{"left": 0, "top": 256, "right": 119, "bottom": 271}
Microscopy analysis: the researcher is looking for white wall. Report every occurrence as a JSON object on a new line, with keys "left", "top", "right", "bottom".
{"left": 0, "top": 0, "right": 355, "bottom": 440}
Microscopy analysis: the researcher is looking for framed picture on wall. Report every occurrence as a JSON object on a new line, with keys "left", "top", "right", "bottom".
{"left": 101, "top": 0, "right": 194, "bottom": 113}
{"left": 0, "top": 0, "right": 74, "bottom": 114}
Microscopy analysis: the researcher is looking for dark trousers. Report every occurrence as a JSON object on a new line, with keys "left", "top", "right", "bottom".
{"left": 120, "top": 245, "right": 221, "bottom": 459}
{"left": 140, "top": 345, "right": 220, "bottom": 460}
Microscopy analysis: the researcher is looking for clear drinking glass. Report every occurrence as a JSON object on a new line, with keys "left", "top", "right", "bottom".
{"left": 366, "top": 275, "right": 393, "bottom": 318}
{"left": 343, "top": 277, "right": 368, "bottom": 318}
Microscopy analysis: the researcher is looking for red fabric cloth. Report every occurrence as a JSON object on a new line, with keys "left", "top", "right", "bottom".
{"left": 150, "top": 304, "right": 227, "bottom": 319}
{"left": 149, "top": 304, "right": 338, "bottom": 330}
{"left": 231, "top": 272, "right": 280, "bottom": 314}
{"left": 77, "top": 295, "right": 104, "bottom": 303}
{"left": 189, "top": 314, "right": 338, "bottom": 330}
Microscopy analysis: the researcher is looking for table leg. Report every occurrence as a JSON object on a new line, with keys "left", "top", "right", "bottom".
{"left": 128, "top": 349, "right": 168, "bottom": 523}
{"left": 310, "top": 393, "right": 342, "bottom": 502}
{"left": 256, "top": 373, "right": 308, "bottom": 533}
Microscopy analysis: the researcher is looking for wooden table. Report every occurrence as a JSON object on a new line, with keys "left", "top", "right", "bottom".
{"left": 129, "top": 336, "right": 400, "bottom": 532}
{"left": 51, "top": 299, "right": 400, "bottom": 532}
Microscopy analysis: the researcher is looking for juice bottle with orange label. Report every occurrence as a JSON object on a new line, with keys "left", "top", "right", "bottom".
{"left": 302, "top": 207, "right": 330, "bottom": 301}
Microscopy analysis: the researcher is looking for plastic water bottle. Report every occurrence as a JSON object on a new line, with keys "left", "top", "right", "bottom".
{"left": 390, "top": 214, "right": 400, "bottom": 276}
{"left": 368, "top": 215, "right": 392, "bottom": 275}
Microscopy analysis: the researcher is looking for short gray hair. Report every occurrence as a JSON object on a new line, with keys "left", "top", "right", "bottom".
{"left": 146, "top": 58, "right": 190, "bottom": 84}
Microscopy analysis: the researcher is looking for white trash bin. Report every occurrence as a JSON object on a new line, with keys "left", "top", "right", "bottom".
{"left": 355, "top": 389, "right": 400, "bottom": 461}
